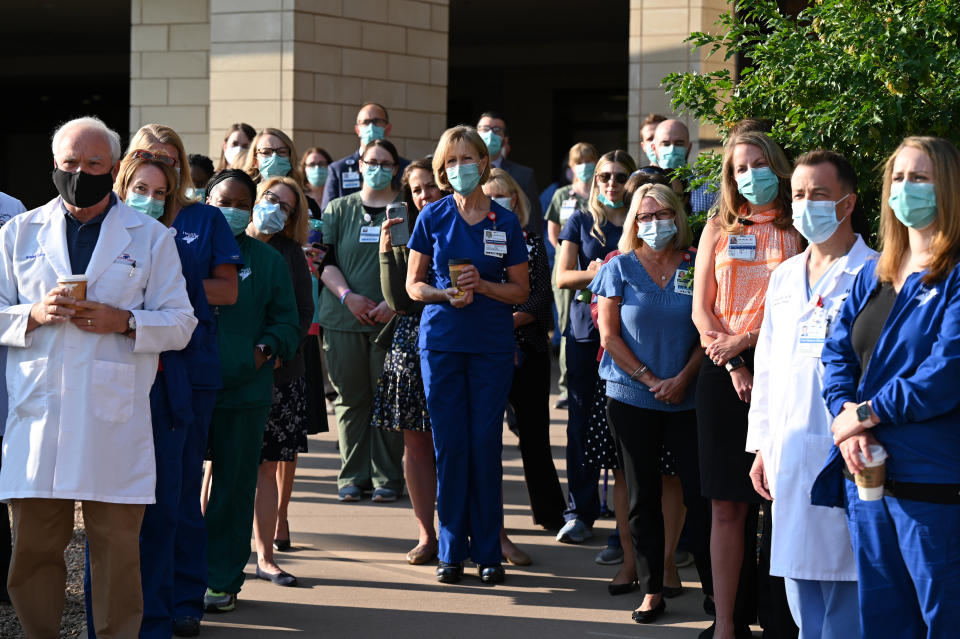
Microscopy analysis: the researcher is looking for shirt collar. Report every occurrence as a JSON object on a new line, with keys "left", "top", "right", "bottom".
{"left": 62, "top": 192, "right": 116, "bottom": 225}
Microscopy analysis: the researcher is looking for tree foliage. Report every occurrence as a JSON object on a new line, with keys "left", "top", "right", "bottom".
{"left": 663, "top": 0, "right": 960, "bottom": 233}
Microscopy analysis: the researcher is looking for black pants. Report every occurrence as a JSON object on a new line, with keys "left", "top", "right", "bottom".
{"left": 0, "top": 436, "right": 9, "bottom": 601}
{"left": 509, "top": 347, "right": 565, "bottom": 529}
{"left": 606, "top": 399, "right": 712, "bottom": 596}
{"left": 758, "top": 501, "right": 799, "bottom": 638}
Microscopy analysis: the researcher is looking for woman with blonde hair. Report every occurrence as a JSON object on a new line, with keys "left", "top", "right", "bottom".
{"left": 692, "top": 131, "right": 801, "bottom": 639}
{"left": 242, "top": 128, "right": 305, "bottom": 186}
{"left": 815, "top": 136, "right": 960, "bottom": 638}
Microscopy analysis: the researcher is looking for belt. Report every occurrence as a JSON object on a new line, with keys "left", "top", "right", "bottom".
{"left": 842, "top": 468, "right": 960, "bottom": 505}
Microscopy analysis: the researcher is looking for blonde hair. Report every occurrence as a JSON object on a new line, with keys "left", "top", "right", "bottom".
{"left": 718, "top": 131, "right": 794, "bottom": 234}
{"left": 257, "top": 176, "right": 309, "bottom": 245}
{"left": 243, "top": 128, "right": 304, "bottom": 186}
{"left": 619, "top": 183, "right": 692, "bottom": 254}
{"left": 876, "top": 136, "right": 960, "bottom": 285}
{"left": 587, "top": 150, "right": 637, "bottom": 245}
{"left": 432, "top": 125, "right": 490, "bottom": 192}
{"left": 113, "top": 155, "right": 179, "bottom": 221}
{"left": 484, "top": 168, "right": 530, "bottom": 227}
{"left": 127, "top": 124, "right": 195, "bottom": 210}
{"left": 568, "top": 142, "right": 599, "bottom": 167}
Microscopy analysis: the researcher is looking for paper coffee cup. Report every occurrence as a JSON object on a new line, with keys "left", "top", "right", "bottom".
{"left": 448, "top": 259, "right": 470, "bottom": 299}
{"left": 854, "top": 444, "right": 888, "bottom": 501}
{"left": 58, "top": 275, "right": 87, "bottom": 309}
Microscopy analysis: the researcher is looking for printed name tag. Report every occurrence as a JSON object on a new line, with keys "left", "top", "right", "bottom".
{"left": 797, "top": 311, "right": 828, "bottom": 358}
{"left": 559, "top": 198, "right": 577, "bottom": 225}
{"left": 674, "top": 267, "right": 694, "bottom": 295}
{"left": 342, "top": 170, "right": 361, "bottom": 189}
{"left": 484, "top": 229, "right": 507, "bottom": 257}
{"left": 359, "top": 226, "right": 381, "bottom": 243}
{"left": 728, "top": 234, "right": 757, "bottom": 261}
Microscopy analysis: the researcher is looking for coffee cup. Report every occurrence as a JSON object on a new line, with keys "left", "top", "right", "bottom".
{"left": 448, "top": 259, "right": 471, "bottom": 299}
{"left": 57, "top": 275, "right": 87, "bottom": 309}
{"left": 854, "top": 444, "right": 888, "bottom": 501}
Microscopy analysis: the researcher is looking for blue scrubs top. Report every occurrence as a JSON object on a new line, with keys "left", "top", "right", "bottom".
{"left": 172, "top": 203, "right": 242, "bottom": 390}
{"left": 408, "top": 195, "right": 527, "bottom": 354}
{"left": 558, "top": 208, "right": 623, "bottom": 342}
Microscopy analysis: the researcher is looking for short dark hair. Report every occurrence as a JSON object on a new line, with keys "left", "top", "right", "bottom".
{"left": 206, "top": 169, "right": 257, "bottom": 205}
{"left": 795, "top": 149, "right": 857, "bottom": 193}
{"left": 361, "top": 138, "right": 399, "bottom": 165}
{"left": 479, "top": 111, "right": 508, "bottom": 134}
{"left": 189, "top": 153, "right": 215, "bottom": 177}
{"left": 642, "top": 113, "right": 667, "bottom": 128}
{"left": 358, "top": 102, "right": 389, "bottom": 123}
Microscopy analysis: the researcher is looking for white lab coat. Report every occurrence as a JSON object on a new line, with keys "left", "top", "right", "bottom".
{"left": 746, "top": 236, "right": 875, "bottom": 581}
{"left": 0, "top": 197, "right": 197, "bottom": 504}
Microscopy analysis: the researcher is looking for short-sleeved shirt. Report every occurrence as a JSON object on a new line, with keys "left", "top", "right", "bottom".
{"left": 544, "top": 185, "right": 588, "bottom": 228}
{"left": 317, "top": 191, "right": 399, "bottom": 332}
{"left": 558, "top": 208, "right": 623, "bottom": 342}
{"left": 172, "top": 202, "right": 243, "bottom": 277}
{"left": 591, "top": 250, "right": 699, "bottom": 411}
{"left": 408, "top": 194, "right": 527, "bottom": 354}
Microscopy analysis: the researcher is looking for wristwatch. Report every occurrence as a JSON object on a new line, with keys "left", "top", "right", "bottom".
{"left": 725, "top": 355, "right": 745, "bottom": 372}
{"left": 121, "top": 311, "right": 136, "bottom": 336}
{"left": 856, "top": 402, "right": 874, "bottom": 425}
{"left": 256, "top": 343, "right": 274, "bottom": 359}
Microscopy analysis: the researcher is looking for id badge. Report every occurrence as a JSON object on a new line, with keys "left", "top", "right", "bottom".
{"left": 559, "top": 198, "right": 577, "bottom": 225}
{"left": 342, "top": 170, "right": 361, "bottom": 189}
{"left": 674, "top": 267, "right": 694, "bottom": 296}
{"left": 797, "top": 312, "right": 828, "bottom": 358}
{"left": 728, "top": 234, "right": 757, "bottom": 261}
{"left": 359, "top": 226, "right": 380, "bottom": 243}
{"left": 483, "top": 229, "right": 507, "bottom": 257}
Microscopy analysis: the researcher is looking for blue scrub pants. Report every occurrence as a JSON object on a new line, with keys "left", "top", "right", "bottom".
{"left": 562, "top": 339, "right": 601, "bottom": 527}
{"left": 783, "top": 578, "right": 859, "bottom": 639}
{"left": 421, "top": 349, "right": 513, "bottom": 566}
{"left": 845, "top": 479, "right": 960, "bottom": 638}
{"left": 84, "top": 377, "right": 216, "bottom": 638}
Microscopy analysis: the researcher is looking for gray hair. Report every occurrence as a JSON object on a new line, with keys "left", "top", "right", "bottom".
{"left": 51, "top": 116, "right": 122, "bottom": 164}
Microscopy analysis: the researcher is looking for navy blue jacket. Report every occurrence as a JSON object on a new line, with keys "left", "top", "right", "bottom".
{"left": 812, "top": 258, "right": 960, "bottom": 506}
{"left": 500, "top": 158, "right": 542, "bottom": 233}
{"left": 321, "top": 149, "right": 410, "bottom": 211}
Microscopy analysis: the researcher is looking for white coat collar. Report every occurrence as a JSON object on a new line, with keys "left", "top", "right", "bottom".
{"left": 32, "top": 195, "right": 144, "bottom": 283}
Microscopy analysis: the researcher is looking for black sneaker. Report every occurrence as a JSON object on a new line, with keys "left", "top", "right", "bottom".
{"left": 172, "top": 616, "right": 200, "bottom": 637}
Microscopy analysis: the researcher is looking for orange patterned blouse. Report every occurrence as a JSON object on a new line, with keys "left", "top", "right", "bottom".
{"left": 713, "top": 207, "right": 801, "bottom": 336}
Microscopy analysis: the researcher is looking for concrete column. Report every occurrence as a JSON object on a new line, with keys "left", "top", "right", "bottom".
{"left": 628, "top": 0, "right": 733, "bottom": 161}
{"left": 130, "top": 0, "right": 211, "bottom": 154}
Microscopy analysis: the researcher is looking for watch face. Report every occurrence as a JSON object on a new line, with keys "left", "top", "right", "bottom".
{"left": 857, "top": 404, "right": 870, "bottom": 421}
{"left": 128, "top": 314, "right": 137, "bottom": 330}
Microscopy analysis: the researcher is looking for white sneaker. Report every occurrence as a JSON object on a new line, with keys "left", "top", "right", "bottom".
{"left": 555, "top": 519, "right": 592, "bottom": 544}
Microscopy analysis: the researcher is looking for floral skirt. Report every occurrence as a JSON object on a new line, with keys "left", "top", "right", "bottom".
{"left": 261, "top": 376, "right": 308, "bottom": 462}
{"left": 372, "top": 314, "right": 431, "bottom": 432}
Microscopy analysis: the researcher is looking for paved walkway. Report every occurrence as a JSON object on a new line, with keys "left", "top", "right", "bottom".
{"left": 195, "top": 382, "right": 720, "bottom": 639}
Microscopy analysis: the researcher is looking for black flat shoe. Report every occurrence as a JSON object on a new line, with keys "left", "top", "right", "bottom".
{"left": 436, "top": 561, "right": 463, "bottom": 583}
{"left": 273, "top": 538, "right": 291, "bottom": 551}
{"left": 255, "top": 566, "right": 297, "bottom": 587}
{"left": 632, "top": 598, "right": 666, "bottom": 624}
{"left": 478, "top": 564, "right": 505, "bottom": 584}
{"left": 703, "top": 595, "right": 716, "bottom": 616}
{"left": 698, "top": 622, "right": 754, "bottom": 639}
{"left": 607, "top": 579, "right": 636, "bottom": 596}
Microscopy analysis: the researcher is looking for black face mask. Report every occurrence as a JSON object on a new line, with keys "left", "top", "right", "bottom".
{"left": 52, "top": 168, "right": 114, "bottom": 208}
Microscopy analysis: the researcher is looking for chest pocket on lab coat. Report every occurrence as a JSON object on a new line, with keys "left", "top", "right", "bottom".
{"left": 91, "top": 360, "right": 136, "bottom": 423}
{"left": 92, "top": 263, "right": 148, "bottom": 310}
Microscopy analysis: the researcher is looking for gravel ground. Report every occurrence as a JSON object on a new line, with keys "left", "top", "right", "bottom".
{"left": 0, "top": 503, "right": 87, "bottom": 638}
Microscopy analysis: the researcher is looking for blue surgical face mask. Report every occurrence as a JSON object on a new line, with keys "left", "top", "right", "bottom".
{"left": 636, "top": 219, "right": 678, "bottom": 251}
{"left": 574, "top": 162, "right": 595, "bottom": 183}
{"left": 125, "top": 192, "right": 165, "bottom": 219}
{"left": 480, "top": 131, "right": 503, "bottom": 157}
{"left": 736, "top": 166, "right": 780, "bottom": 206}
{"left": 889, "top": 180, "right": 937, "bottom": 229}
{"left": 791, "top": 194, "right": 850, "bottom": 244}
{"left": 657, "top": 145, "right": 687, "bottom": 170}
{"left": 259, "top": 154, "right": 292, "bottom": 179}
{"left": 220, "top": 207, "right": 251, "bottom": 236}
{"left": 306, "top": 165, "right": 328, "bottom": 187}
{"left": 644, "top": 145, "right": 659, "bottom": 166}
{"left": 492, "top": 196, "right": 513, "bottom": 211}
{"left": 358, "top": 124, "right": 385, "bottom": 146}
{"left": 597, "top": 192, "right": 624, "bottom": 209}
{"left": 253, "top": 200, "right": 288, "bottom": 235}
{"left": 363, "top": 165, "right": 393, "bottom": 191}
{"left": 447, "top": 162, "right": 481, "bottom": 196}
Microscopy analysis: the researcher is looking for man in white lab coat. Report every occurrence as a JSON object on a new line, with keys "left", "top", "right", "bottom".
{"left": 0, "top": 116, "right": 196, "bottom": 638}
{"left": 746, "top": 150, "right": 876, "bottom": 639}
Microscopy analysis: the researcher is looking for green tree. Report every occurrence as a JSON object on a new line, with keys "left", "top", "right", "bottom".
{"left": 664, "top": 0, "right": 960, "bottom": 234}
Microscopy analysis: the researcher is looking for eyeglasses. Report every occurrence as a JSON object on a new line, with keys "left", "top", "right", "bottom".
{"left": 636, "top": 209, "right": 676, "bottom": 223}
{"left": 357, "top": 118, "right": 387, "bottom": 127}
{"left": 130, "top": 149, "right": 177, "bottom": 167}
{"left": 596, "top": 172, "right": 629, "bottom": 185}
{"left": 361, "top": 159, "right": 395, "bottom": 170}
{"left": 262, "top": 190, "right": 294, "bottom": 215}
{"left": 477, "top": 125, "right": 505, "bottom": 135}
{"left": 257, "top": 146, "right": 291, "bottom": 158}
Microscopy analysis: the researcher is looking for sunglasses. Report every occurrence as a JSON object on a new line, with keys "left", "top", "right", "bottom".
{"left": 636, "top": 166, "right": 669, "bottom": 177}
{"left": 596, "top": 172, "right": 629, "bottom": 185}
{"left": 130, "top": 149, "right": 177, "bottom": 167}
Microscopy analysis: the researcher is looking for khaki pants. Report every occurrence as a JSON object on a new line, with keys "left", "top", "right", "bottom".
{"left": 9, "top": 498, "right": 145, "bottom": 639}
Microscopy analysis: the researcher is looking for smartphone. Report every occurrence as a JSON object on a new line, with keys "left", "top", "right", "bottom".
{"left": 387, "top": 202, "right": 410, "bottom": 247}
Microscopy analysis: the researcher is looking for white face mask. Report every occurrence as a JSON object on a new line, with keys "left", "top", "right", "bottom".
{"left": 492, "top": 196, "right": 513, "bottom": 211}
{"left": 224, "top": 146, "right": 245, "bottom": 165}
{"left": 791, "top": 193, "right": 851, "bottom": 244}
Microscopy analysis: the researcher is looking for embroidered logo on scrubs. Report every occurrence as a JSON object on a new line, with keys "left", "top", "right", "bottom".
{"left": 917, "top": 287, "right": 938, "bottom": 306}
{"left": 239, "top": 267, "right": 252, "bottom": 281}
{"left": 181, "top": 232, "right": 199, "bottom": 244}
{"left": 114, "top": 252, "right": 135, "bottom": 266}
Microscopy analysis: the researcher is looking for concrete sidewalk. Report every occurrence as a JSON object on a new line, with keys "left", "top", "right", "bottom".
{"left": 195, "top": 396, "right": 720, "bottom": 639}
